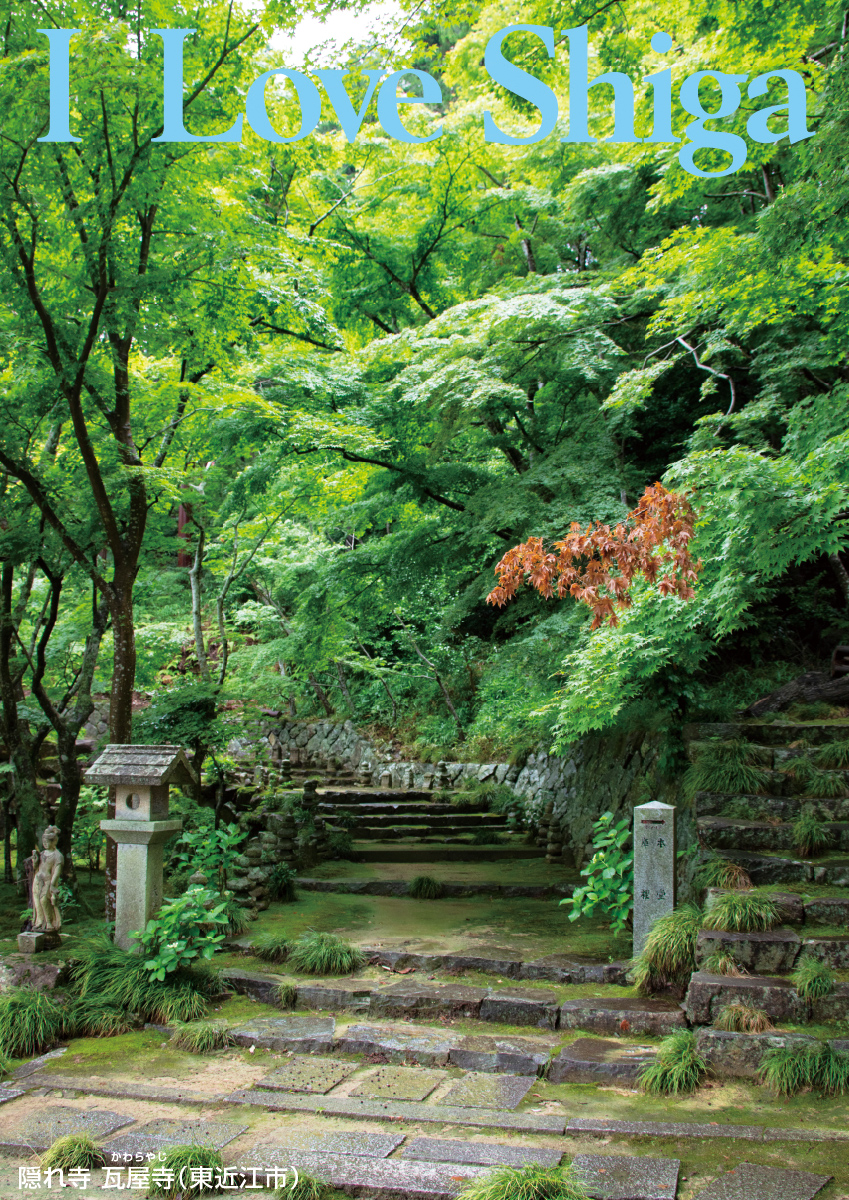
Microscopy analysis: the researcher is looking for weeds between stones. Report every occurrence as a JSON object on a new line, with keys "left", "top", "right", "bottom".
{"left": 789, "top": 756, "right": 849, "bottom": 799}
{"left": 459, "top": 1164, "right": 589, "bottom": 1200}
{"left": 221, "top": 893, "right": 252, "bottom": 936}
{"left": 684, "top": 739, "right": 772, "bottom": 798}
{"left": 0, "top": 988, "right": 67, "bottom": 1058}
{"left": 408, "top": 875, "right": 446, "bottom": 899}
{"left": 40, "top": 1134, "right": 105, "bottom": 1173}
{"left": 694, "top": 854, "right": 752, "bottom": 891}
{"left": 638, "top": 1030, "right": 706, "bottom": 1096}
{"left": 701, "top": 891, "right": 779, "bottom": 932}
{"left": 287, "top": 931, "right": 365, "bottom": 975}
{"left": 147, "top": 1145, "right": 223, "bottom": 1198}
{"left": 267, "top": 864, "right": 298, "bottom": 903}
{"left": 277, "top": 983, "right": 298, "bottom": 1008}
{"left": 632, "top": 904, "right": 703, "bottom": 994}
{"left": 791, "top": 954, "right": 835, "bottom": 1001}
{"left": 714, "top": 1001, "right": 774, "bottom": 1032}
{"left": 169, "top": 1021, "right": 235, "bottom": 1052}
{"left": 792, "top": 805, "right": 835, "bottom": 856}
{"left": 701, "top": 950, "right": 747, "bottom": 977}
{"left": 274, "top": 1173, "right": 330, "bottom": 1200}
{"left": 759, "top": 1042, "right": 849, "bottom": 1097}
{"left": 814, "top": 738, "right": 849, "bottom": 769}
{"left": 252, "top": 933, "right": 290, "bottom": 963}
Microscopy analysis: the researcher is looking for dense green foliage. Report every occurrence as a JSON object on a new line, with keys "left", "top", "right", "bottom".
{"left": 287, "top": 930, "right": 365, "bottom": 974}
{"left": 560, "top": 811, "right": 633, "bottom": 934}
{"left": 40, "top": 1136, "right": 105, "bottom": 1173}
{"left": 759, "top": 1042, "right": 849, "bottom": 1097}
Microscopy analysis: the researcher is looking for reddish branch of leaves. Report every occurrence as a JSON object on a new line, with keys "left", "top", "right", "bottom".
{"left": 487, "top": 483, "right": 702, "bottom": 629}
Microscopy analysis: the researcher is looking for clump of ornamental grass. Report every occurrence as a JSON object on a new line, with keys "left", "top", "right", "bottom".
{"left": 685, "top": 740, "right": 772, "bottom": 798}
{"left": 408, "top": 875, "right": 445, "bottom": 899}
{"left": 147, "top": 1144, "right": 224, "bottom": 1198}
{"left": 814, "top": 739, "right": 849, "bottom": 769}
{"left": 458, "top": 1163, "right": 589, "bottom": 1200}
{"left": 787, "top": 756, "right": 849, "bottom": 798}
{"left": 792, "top": 805, "right": 835, "bottom": 857}
{"left": 251, "top": 933, "right": 290, "bottom": 964}
{"left": 221, "top": 893, "right": 251, "bottom": 936}
{"left": 632, "top": 905, "right": 703, "bottom": 994}
{"left": 276, "top": 983, "right": 298, "bottom": 1009}
{"left": 694, "top": 855, "right": 752, "bottom": 891}
{"left": 66, "top": 997, "right": 135, "bottom": 1038}
{"left": 638, "top": 1030, "right": 706, "bottom": 1096}
{"left": 701, "top": 950, "right": 747, "bottom": 977}
{"left": 274, "top": 1172, "right": 329, "bottom": 1200}
{"left": 759, "top": 1041, "right": 849, "bottom": 1097}
{"left": 169, "top": 1021, "right": 235, "bottom": 1053}
{"left": 0, "top": 988, "right": 66, "bottom": 1059}
{"left": 40, "top": 1134, "right": 105, "bottom": 1173}
{"left": 287, "top": 931, "right": 364, "bottom": 976}
{"left": 71, "top": 933, "right": 217, "bottom": 1024}
{"left": 267, "top": 863, "right": 298, "bottom": 903}
{"left": 713, "top": 1001, "right": 774, "bottom": 1033}
{"left": 791, "top": 954, "right": 835, "bottom": 1001}
{"left": 701, "top": 892, "right": 779, "bottom": 932}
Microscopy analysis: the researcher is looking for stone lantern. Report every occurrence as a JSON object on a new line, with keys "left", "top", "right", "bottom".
{"left": 86, "top": 745, "right": 196, "bottom": 951}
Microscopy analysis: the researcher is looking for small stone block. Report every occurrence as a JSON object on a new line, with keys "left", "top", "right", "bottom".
{"left": 685, "top": 972, "right": 806, "bottom": 1025}
{"left": 0, "top": 1106, "right": 133, "bottom": 1152}
{"left": 448, "top": 1034, "right": 551, "bottom": 1076}
{"left": 246, "top": 1132, "right": 404, "bottom": 1160}
{"left": 548, "top": 1040, "right": 656, "bottom": 1085}
{"left": 17, "top": 930, "right": 61, "bottom": 953}
{"left": 690, "top": 1163, "right": 831, "bottom": 1200}
{"left": 230, "top": 1015, "right": 335, "bottom": 1053}
{"left": 440, "top": 1071, "right": 535, "bottom": 1110}
{"left": 402, "top": 1138, "right": 562, "bottom": 1168}
{"left": 335, "top": 1023, "right": 451, "bottom": 1066}
{"left": 102, "top": 1119, "right": 247, "bottom": 1162}
{"left": 257, "top": 1055, "right": 357, "bottom": 1093}
{"left": 559, "top": 998, "right": 686, "bottom": 1038}
{"left": 0, "top": 1088, "right": 26, "bottom": 1105}
{"left": 479, "top": 989, "right": 558, "bottom": 1030}
{"left": 351, "top": 1065, "right": 446, "bottom": 1101}
{"left": 695, "top": 1029, "right": 818, "bottom": 1079}
{"left": 696, "top": 929, "right": 801, "bottom": 974}
{"left": 371, "top": 982, "right": 487, "bottom": 1019}
{"left": 571, "top": 1153, "right": 680, "bottom": 1200}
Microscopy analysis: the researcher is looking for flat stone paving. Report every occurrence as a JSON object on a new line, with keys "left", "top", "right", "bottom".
{"left": 448, "top": 1035, "right": 552, "bottom": 1076}
{"left": 350, "top": 1065, "right": 446, "bottom": 1101}
{"left": 245, "top": 1151, "right": 485, "bottom": 1199}
{"left": 257, "top": 1054, "right": 358, "bottom": 1093}
{"left": 0, "top": 1106, "right": 134, "bottom": 1152}
{"left": 571, "top": 1153, "right": 680, "bottom": 1200}
{"left": 690, "top": 1163, "right": 832, "bottom": 1200}
{"left": 565, "top": 1118, "right": 849, "bottom": 1143}
{"left": 336, "top": 1024, "right": 451, "bottom": 1065}
{"left": 230, "top": 1015, "right": 335, "bottom": 1053}
{"left": 101, "top": 1119, "right": 247, "bottom": 1163}
{"left": 440, "top": 1071, "right": 536, "bottom": 1110}
{"left": 0, "top": 1088, "right": 26, "bottom": 1105}
{"left": 243, "top": 1131, "right": 405, "bottom": 1160}
{"left": 401, "top": 1137, "right": 562, "bottom": 1168}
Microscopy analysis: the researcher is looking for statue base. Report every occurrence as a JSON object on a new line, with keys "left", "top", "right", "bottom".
{"left": 18, "top": 930, "right": 61, "bottom": 954}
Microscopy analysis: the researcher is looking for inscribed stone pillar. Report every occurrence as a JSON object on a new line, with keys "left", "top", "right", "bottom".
{"left": 632, "top": 801, "right": 676, "bottom": 956}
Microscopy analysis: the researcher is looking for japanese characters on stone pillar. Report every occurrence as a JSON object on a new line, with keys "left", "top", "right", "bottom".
{"left": 632, "top": 800, "right": 677, "bottom": 956}
{"left": 86, "top": 745, "right": 195, "bottom": 951}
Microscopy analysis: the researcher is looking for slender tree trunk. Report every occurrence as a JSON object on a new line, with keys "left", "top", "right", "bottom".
{"left": 2, "top": 798, "right": 13, "bottom": 884}
{"left": 829, "top": 551, "right": 849, "bottom": 608}
{"left": 309, "top": 672, "right": 334, "bottom": 716}
{"left": 356, "top": 639, "right": 398, "bottom": 724}
{"left": 105, "top": 577, "right": 137, "bottom": 919}
{"left": 189, "top": 526, "right": 211, "bottom": 681}
{"left": 335, "top": 661, "right": 354, "bottom": 714}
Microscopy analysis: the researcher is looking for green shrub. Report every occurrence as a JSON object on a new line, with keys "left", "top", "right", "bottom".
{"left": 170, "top": 1021, "right": 235, "bottom": 1053}
{"left": 471, "top": 829, "right": 503, "bottom": 845}
{"left": 458, "top": 1164, "right": 589, "bottom": 1200}
{"left": 408, "top": 875, "right": 445, "bottom": 899}
{"left": 251, "top": 933, "right": 290, "bottom": 964}
{"left": 791, "top": 954, "right": 835, "bottom": 1001}
{"left": 684, "top": 739, "right": 772, "bottom": 797}
{"left": 560, "top": 811, "right": 633, "bottom": 936}
{"left": 220, "top": 893, "right": 251, "bottom": 937}
{"left": 702, "top": 892, "right": 779, "bottom": 932}
{"left": 328, "top": 830, "right": 354, "bottom": 857}
{"left": 759, "top": 1041, "right": 849, "bottom": 1097}
{"left": 287, "top": 931, "right": 365, "bottom": 975}
{"left": 0, "top": 988, "right": 66, "bottom": 1059}
{"left": 277, "top": 983, "right": 298, "bottom": 1008}
{"left": 701, "top": 950, "right": 746, "bottom": 977}
{"left": 792, "top": 805, "right": 835, "bottom": 856}
{"left": 274, "top": 1172, "right": 329, "bottom": 1200}
{"left": 714, "top": 1001, "right": 773, "bottom": 1032}
{"left": 40, "top": 1134, "right": 104, "bottom": 1172}
{"left": 792, "top": 759, "right": 849, "bottom": 799}
{"left": 693, "top": 855, "right": 751, "bottom": 891}
{"left": 148, "top": 1144, "right": 224, "bottom": 1198}
{"left": 638, "top": 1030, "right": 706, "bottom": 1096}
{"left": 133, "top": 886, "right": 229, "bottom": 980}
{"left": 633, "top": 905, "right": 703, "bottom": 994}
{"left": 787, "top": 702, "right": 839, "bottom": 721}
{"left": 71, "top": 934, "right": 218, "bottom": 1024}
{"left": 267, "top": 863, "right": 298, "bottom": 902}
{"left": 814, "top": 739, "right": 849, "bottom": 769}
{"left": 66, "top": 997, "right": 134, "bottom": 1038}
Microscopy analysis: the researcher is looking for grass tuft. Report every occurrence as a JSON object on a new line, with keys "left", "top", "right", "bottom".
{"left": 458, "top": 1164, "right": 589, "bottom": 1200}
{"left": 693, "top": 856, "right": 752, "bottom": 891}
{"left": 277, "top": 983, "right": 298, "bottom": 1009}
{"left": 251, "top": 933, "right": 290, "bottom": 964}
{"left": 788, "top": 756, "right": 849, "bottom": 798}
{"left": 169, "top": 1021, "right": 235, "bottom": 1053}
{"left": 701, "top": 950, "right": 746, "bottom": 977}
{"left": 408, "top": 875, "right": 446, "bottom": 899}
{"left": 147, "top": 1144, "right": 224, "bottom": 1197}
{"left": 685, "top": 739, "right": 772, "bottom": 798}
{"left": 274, "top": 1172, "right": 329, "bottom": 1200}
{"left": 791, "top": 954, "right": 835, "bottom": 1001}
{"left": 702, "top": 892, "right": 778, "bottom": 932}
{"left": 759, "top": 1041, "right": 849, "bottom": 1097}
{"left": 792, "top": 804, "right": 835, "bottom": 856}
{"left": 632, "top": 905, "right": 703, "bottom": 994}
{"left": 267, "top": 863, "right": 298, "bottom": 903}
{"left": 40, "top": 1134, "right": 105, "bottom": 1172}
{"left": 0, "top": 988, "right": 66, "bottom": 1059}
{"left": 221, "top": 893, "right": 251, "bottom": 936}
{"left": 638, "top": 1030, "right": 706, "bottom": 1096}
{"left": 66, "top": 997, "right": 134, "bottom": 1038}
{"left": 814, "top": 739, "right": 849, "bottom": 769}
{"left": 714, "top": 1001, "right": 774, "bottom": 1032}
{"left": 287, "top": 931, "right": 364, "bottom": 975}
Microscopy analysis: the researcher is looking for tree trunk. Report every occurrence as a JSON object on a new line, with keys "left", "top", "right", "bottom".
{"left": 829, "top": 551, "right": 849, "bottom": 608}
{"left": 335, "top": 661, "right": 355, "bottom": 714}
{"left": 189, "top": 526, "right": 211, "bottom": 682}
{"left": 105, "top": 580, "right": 136, "bottom": 919}
{"left": 745, "top": 671, "right": 849, "bottom": 718}
{"left": 309, "top": 672, "right": 334, "bottom": 716}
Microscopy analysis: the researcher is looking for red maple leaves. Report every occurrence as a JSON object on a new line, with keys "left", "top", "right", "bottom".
{"left": 486, "top": 483, "right": 702, "bottom": 629}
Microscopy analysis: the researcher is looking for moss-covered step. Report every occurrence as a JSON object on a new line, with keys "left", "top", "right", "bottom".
{"left": 547, "top": 1038, "right": 656, "bottom": 1085}
{"left": 802, "top": 935, "right": 849, "bottom": 969}
{"left": 295, "top": 877, "right": 574, "bottom": 898}
{"left": 699, "top": 817, "right": 849, "bottom": 853}
{"left": 722, "top": 850, "right": 849, "bottom": 885}
{"left": 350, "top": 842, "right": 545, "bottom": 862}
{"left": 695, "top": 1028, "right": 820, "bottom": 1079}
{"left": 558, "top": 997, "right": 686, "bottom": 1037}
{"left": 685, "top": 971, "right": 807, "bottom": 1025}
{"left": 696, "top": 928, "right": 802, "bottom": 974}
{"left": 362, "top": 946, "right": 629, "bottom": 984}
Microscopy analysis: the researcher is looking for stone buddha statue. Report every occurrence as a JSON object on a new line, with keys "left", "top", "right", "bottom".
{"left": 31, "top": 825, "right": 64, "bottom": 934}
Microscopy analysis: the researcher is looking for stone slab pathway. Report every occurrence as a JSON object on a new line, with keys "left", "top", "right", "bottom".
{"left": 336, "top": 1024, "right": 452, "bottom": 1066}
{"left": 439, "top": 1072, "right": 536, "bottom": 1110}
{"left": 101, "top": 1119, "right": 247, "bottom": 1163}
{"left": 566, "top": 1118, "right": 849, "bottom": 1143}
{"left": 350, "top": 1065, "right": 446, "bottom": 1101}
{"left": 448, "top": 1034, "right": 553, "bottom": 1076}
{"left": 240, "top": 1131, "right": 405, "bottom": 1160}
{"left": 257, "top": 1055, "right": 357, "bottom": 1093}
{"left": 571, "top": 1153, "right": 680, "bottom": 1200}
{"left": 401, "top": 1137, "right": 562, "bottom": 1168}
{"left": 0, "top": 1105, "right": 134, "bottom": 1153}
{"left": 230, "top": 1015, "right": 335, "bottom": 1053}
{"left": 690, "top": 1163, "right": 831, "bottom": 1200}
{"left": 237, "top": 1150, "right": 486, "bottom": 1199}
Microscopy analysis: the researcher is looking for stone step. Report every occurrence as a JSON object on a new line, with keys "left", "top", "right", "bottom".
{"left": 548, "top": 1038, "right": 657, "bottom": 1085}
{"left": 695, "top": 791, "right": 849, "bottom": 822}
{"left": 698, "top": 817, "right": 849, "bottom": 853}
{"left": 566, "top": 1116, "right": 849, "bottom": 1143}
{"left": 319, "top": 806, "right": 499, "bottom": 823}
{"left": 295, "top": 877, "right": 574, "bottom": 900}
{"left": 348, "top": 823, "right": 513, "bottom": 840}
{"left": 684, "top": 721, "right": 849, "bottom": 746}
{"left": 350, "top": 843, "right": 545, "bottom": 862}
{"left": 722, "top": 850, "right": 849, "bottom": 885}
{"left": 318, "top": 787, "right": 436, "bottom": 803}
{"left": 558, "top": 997, "right": 686, "bottom": 1037}
{"left": 685, "top": 970, "right": 849, "bottom": 1025}
{"left": 363, "top": 947, "right": 628, "bottom": 985}
{"left": 336, "top": 1025, "right": 556, "bottom": 1074}
{"left": 696, "top": 928, "right": 802, "bottom": 974}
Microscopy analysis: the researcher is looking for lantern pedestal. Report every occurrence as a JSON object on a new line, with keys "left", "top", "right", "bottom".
{"left": 100, "top": 818, "right": 183, "bottom": 951}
